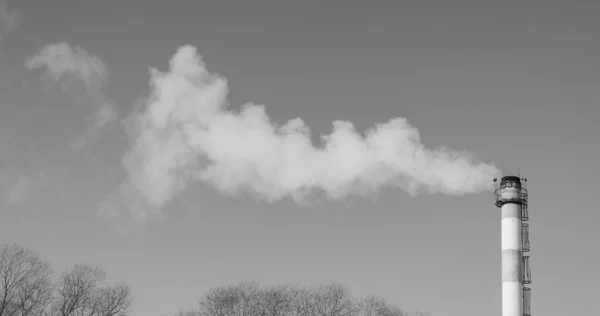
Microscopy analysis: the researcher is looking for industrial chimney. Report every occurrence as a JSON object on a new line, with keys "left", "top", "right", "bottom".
{"left": 494, "top": 176, "right": 531, "bottom": 316}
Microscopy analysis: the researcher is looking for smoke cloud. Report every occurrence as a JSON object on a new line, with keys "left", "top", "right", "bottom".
{"left": 25, "top": 42, "right": 118, "bottom": 150}
{"left": 25, "top": 42, "right": 109, "bottom": 91}
{"left": 110, "top": 45, "right": 499, "bottom": 219}
{"left": 0, "top": 0, "right": 17, "bottom": 44}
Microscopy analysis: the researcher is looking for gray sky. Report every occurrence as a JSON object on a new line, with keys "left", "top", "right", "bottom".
{"left": 1, "top": 1, "right": 599, "bottom": 316}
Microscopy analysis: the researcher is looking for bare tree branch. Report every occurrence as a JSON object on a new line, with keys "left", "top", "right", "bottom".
{"left": 193, "top": 281, "right": 408, "bottom": 316}
{"left": 199, "top": 282, "right": 261, "bottom": 316}
{"left": 0, "top": 244, "right": 132, "bottom": 316}
{"left": 257, "top": 284, "right": 294, "bottom": 316}
{"left": 90, "top": 283, "right": 132, "bottom": 316}
{"left": 52, "top": 263, "right": 106, "bottom": 316}
{"left": 288, "top": 285, "right": 314, "bottom": 316}
{"left": 356, "top": 295, "right": 404, "bottom": 316}
{"left": 311, "top": 282, "right": 356, "bottom": 316}
{"left": 169, "top": 309, "right": 201, "bottom": 316}
{"left": 0, "top": 243, "right": 53, "bottom": 316}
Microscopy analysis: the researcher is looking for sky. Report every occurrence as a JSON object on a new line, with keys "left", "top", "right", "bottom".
{"left": 0, "top": 0, "right": 599, "bottom": 316}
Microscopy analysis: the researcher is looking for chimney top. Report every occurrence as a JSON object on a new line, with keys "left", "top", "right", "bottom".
{"left": 500, "top": 176, "right": 521, "bottom": 188}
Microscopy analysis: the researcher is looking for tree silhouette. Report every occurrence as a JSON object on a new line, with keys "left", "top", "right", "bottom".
{"left": 0, "top": 244, "right": 131, "bottom": 316}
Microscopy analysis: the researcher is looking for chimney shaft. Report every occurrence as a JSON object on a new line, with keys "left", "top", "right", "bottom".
{"left": 494, "top": 176, "right": 530, "bottom": 316}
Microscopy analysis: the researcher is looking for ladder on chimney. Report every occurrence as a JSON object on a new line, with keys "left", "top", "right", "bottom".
{"left": 520, "top": 180, "right": 531, "bottom": 316}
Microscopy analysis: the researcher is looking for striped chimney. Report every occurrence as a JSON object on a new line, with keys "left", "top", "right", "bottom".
{"left": 494, "top": 176, "right": 531, "bottom": 316}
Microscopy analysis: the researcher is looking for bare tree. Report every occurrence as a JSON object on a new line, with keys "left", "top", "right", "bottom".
{"left": 0, "top": 244, "right": 132, "bottom": 316}
{"left": 89, "top": 283, "right": 132, "bottom": 316}
{"left": 233, "top": 282, "right": 261, "bottom": 316}
{"left": 257, "top": 284, "right": 294, "bottom": 316}
{"left": 52, "top": 264, "right": 105, "bottom": 316}
{"left": 190, "top": 281, "right": 413, "bottom": 316}
{"left": 356, "top": 295, "right": 404, "bottom": 316}
{"left": 0, "top": 243, "right": 53, "bottom": 316}
{"left": 287, "top": 285, "right": 313, "bottom": 316}
{"left": 168, "top": 309, "right": 200, "bottom": 316}
{"left": 310, "top": 282, "right": 356, "bottom": 316}
{"left": 199, "top": 282, "right": 261, "bottom": 316}
{"left": 51, "top": 264, "right": 131, "bottom": 316}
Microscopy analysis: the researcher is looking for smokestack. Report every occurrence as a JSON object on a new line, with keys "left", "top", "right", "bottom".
{"left": 494, "top": 176, "right": 531, "bottom": 316}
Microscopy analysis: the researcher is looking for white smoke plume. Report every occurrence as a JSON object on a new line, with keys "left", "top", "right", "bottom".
{"left": 112, "top": 45, "right": 500, "bottom": 218}
{"left": 0, "top": 0, "right": 18, "bottom": 44}
{"left": 25, "top": 42, "right": 109, "bottom": 92}
{"left": 25, "top": 42, "right": 118, "bottom": 150}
